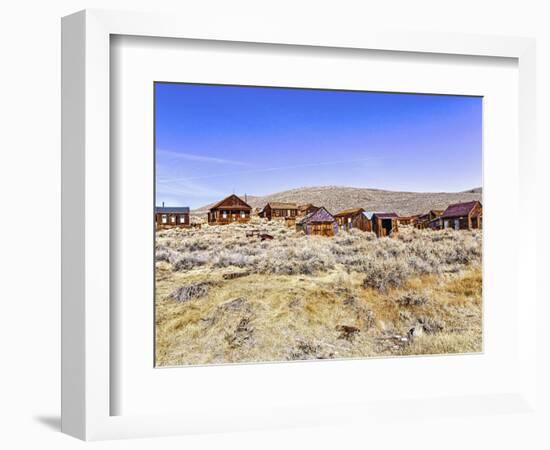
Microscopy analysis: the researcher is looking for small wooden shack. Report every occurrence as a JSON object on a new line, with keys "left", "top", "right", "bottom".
{"left": 259, "top": 202, "right": 298, "bottom": 226}
{"left": 371, "top": 212, "right": 399, "bottom": 237}
{"left": 207, "top": 194, "right": 252, "bottom": 225}
{"left": 334, "top": 207, "right": 372, "bottom": 232}
{"left": 440, "top": 201, "right": 482, "bottom": 230}
{"left": 296, "top": 207, "right": 338, "bottom": 237}
{"left": 155, "top": 206, "right": 190, "bottom": 229}
{"left": 397, "top": 215, "right": 419, "bottom": 226}
{"left": 415, "top": 210, "right": 444, "bottom": 229}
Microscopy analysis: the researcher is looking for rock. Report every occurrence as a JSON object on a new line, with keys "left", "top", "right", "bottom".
{"left": 225, "top": 316, "right": 255, "bottom": 348}
{"left": 408, "top": 325, "right": 424, "bottom": 338}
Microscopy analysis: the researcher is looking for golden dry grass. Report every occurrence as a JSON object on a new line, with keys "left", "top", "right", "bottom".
{"left": 155, "top": 222, "right": 482, "bottom": 366}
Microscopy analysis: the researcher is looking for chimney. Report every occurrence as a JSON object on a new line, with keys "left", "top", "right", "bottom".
{"left": 245, "top": 193, "right": 247, "bottom": 202}
{"left": 162, "top": 201, "right": 165, "bottom": 208}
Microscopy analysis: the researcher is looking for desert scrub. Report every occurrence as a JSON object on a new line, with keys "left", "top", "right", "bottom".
{"left": 362, "top": 257, "right": 411, "bottom": 292}
{"left": 171, "top": 281, "right": 213, "bottom": 302}
{"left": 156, "top": 221, "right": 481, "bottom": 282}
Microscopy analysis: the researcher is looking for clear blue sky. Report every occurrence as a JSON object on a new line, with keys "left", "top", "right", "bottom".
{"left": 155, "top": 83, "right": 482, "bottom": 209}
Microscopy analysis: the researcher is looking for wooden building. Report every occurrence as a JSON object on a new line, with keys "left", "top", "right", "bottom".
{"left": 334, "top": 207, "right": 372, "bottom": 232}
{"left": 259, "top": 202, "right": 298, "bottom": 225}
{"left": 440, "top": 201, "right": 482, "bottom": 230}
{"left": 415, "top": 210, "right": 443, "bottom": 229}
{"left": 296, "top": 207, "right": 339, "bottom": 237}
{"left": 397, "top": 215, "right": 419, "bottom": 226}
{"left": 155, "top": 206, "right": 190, "bottom": 229}
{"left": 207, "top": 194, "right": 252, "bottom": 225}
{"left": 371, "top": 212, "right": 399, "bottom": 237}
{"left": 297, "top": 203, "right": 319, "bottom": 217}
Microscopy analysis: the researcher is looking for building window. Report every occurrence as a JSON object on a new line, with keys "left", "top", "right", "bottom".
{"left": 170, "top": 216, "right": 176, "bottom": 223}
{"left": 161, "top": 214, "right": 167, "bottom": 224}
{"left": 222, "top": 211, "right": 227, "bottom": 219}
{"left": 241, "top": 211, "right": 246, "bottom": 218}
{"left": 179, "top": 215, "right": 186, "bottom": 224}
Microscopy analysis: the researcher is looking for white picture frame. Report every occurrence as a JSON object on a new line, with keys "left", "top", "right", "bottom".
{"left": 61, "top": 9, "right": 538, "bottom": 441}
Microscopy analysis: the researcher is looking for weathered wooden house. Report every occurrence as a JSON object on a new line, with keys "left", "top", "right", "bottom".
{"left": 207, "top": 194, "right": 252, "bottom": 225}
{"left": 334, "top": 207, "right": 372, "bottom": 232}
{"left": 397, "top": 215, "right": 419, "bottom": 226}
{"left": 297, "top": 203, "right": 319, "bottom": 217}
{"left": 371, "top": 212, "right": 399, "bottom": 237}
{"left": 296, "top": 207, "right": 339, "bottom": 237}
{"left": 415, "top": 210, "right": 443, "bottom": 229}
{"left": 440, "top": 201, "right": 482, "bottom": 230}
{"left": 259, "top": 202, "right": 298, "bottom": 225}
{"left": 155, "top": 206, "right": 190, "bottom": 229}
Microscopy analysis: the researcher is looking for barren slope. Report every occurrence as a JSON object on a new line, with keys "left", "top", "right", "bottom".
{"left": 193, "top": 186, "right": 482, "bottom": 217}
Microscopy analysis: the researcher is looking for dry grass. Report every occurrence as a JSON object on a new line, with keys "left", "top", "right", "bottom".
{"left": 155, "top": 221, "right": 482, "bottom": 366}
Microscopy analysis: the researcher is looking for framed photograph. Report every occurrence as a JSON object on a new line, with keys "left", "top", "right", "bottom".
{"left": 62, "top": 9, "right": 538, "bottom": 440}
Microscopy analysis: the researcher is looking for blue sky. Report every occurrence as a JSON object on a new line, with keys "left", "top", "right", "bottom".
{"left": 155, "top": 83, "right": 482, "bottom": 209}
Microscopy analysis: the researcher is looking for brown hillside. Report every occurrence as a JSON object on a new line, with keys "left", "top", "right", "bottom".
{"left": 192, "top": 186, "right": 482, "bottom": 217}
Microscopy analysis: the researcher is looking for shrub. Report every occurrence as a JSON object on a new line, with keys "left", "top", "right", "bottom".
{"left": 362, "top": 257, "right": 411, "bottom": 292}
{"left": 171, "top": 281, "right": 212, "bottom": 302}
{"left": 173, "top": 252, "right": 210, "bottom": 271}
{"left": 395, "top": 292, "right": 429, "bottom": 307}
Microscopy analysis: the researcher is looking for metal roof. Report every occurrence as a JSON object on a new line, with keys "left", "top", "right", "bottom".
{"left": 298, "top": 206, "right": 336, "bottom": 224}
{"left": 441, "top": 201, "right": 481, "bottom": 219}
{"left": 155, "top": 206, "right": 190, "bottom": 214}
{"left": 263, "top": 202, "right": 298, "bottom": 210}
{"left": 372, "top": 212, "right": 398, "bottom": 219}
{"left": 362, "top": 211, "right": 375, "bottom": 220}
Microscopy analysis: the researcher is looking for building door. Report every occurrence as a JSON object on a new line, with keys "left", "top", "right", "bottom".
{"left": 454, "top": 219, "right": 459, "bottom": 230}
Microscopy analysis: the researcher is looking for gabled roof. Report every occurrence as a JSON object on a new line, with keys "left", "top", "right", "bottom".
{"left": 155, "top": 206, "right": 190, "bottom": 214}
{"left": 362, "top": 211, "right": 375, "bottom": 220}
{"left": 372, "top": 212, "right": 398, "bottom": 219}
{"left": 298, "top": 206, "right": 336, "bottom": 224}
{"left": 263, "top": 202, "right": 298, "bottom": 210}
{"left": 209, "top": 194, "right": 252, "bottom": 211}
{"left": 334, "top": 207, "right": 364, "bottom": 217}
{"left": 441, "top": 201, "right": 481, "bottom": 218}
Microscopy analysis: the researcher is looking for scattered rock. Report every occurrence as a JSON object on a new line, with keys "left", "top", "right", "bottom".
{"left": 289, "top": 340, "right": 335, "bottom": 360}
{"left": 375, "top": 332, "right": 411, "bottom": 352}
{"left": 225, "top": 316, "right": 255, "bottom": 348}
{"left": 170, "top": 281, "right": 212, "bottom": 302}
{"left": 408, "top": 325, "right": 424, "bottom": 338}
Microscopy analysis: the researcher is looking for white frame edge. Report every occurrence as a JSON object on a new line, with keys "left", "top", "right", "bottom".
{"left": 61, "top": 9, "right": 537, "bottom": 441}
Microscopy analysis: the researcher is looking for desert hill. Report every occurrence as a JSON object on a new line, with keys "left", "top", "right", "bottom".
{"left": 192, "top": 186, "right": 482, "bottom": 217}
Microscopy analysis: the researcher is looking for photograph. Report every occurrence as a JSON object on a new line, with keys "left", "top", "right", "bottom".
{"left": 154, "top": 82, "right": 483, "bottom": 367}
